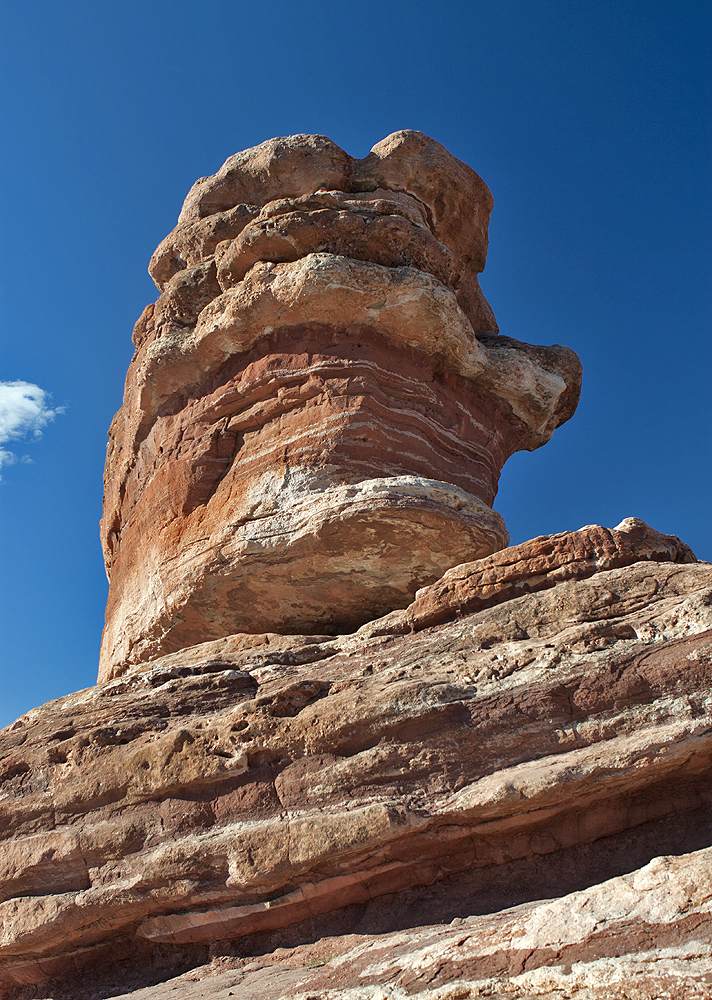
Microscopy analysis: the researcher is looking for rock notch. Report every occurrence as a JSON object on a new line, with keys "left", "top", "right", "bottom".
{"left": 99, "top": 130, "right": 582, "bottom": 680}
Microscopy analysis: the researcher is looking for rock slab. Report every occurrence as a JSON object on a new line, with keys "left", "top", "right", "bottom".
{"left": 100, "top": 846, "right": 712, "bottom": 1000}
{"left": 2, "top": 520, "right": 709, "bottom": 997}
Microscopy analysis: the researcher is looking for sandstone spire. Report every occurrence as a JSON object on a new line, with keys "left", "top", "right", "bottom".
{"left": 99, "top": 131, "right": 582, "bottom": 680}
{"left": 2, "top": 133, "right": 708, "bottom": 1000}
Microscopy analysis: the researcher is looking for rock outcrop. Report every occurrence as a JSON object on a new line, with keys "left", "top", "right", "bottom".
{"left": 99, "top": 131, "right": 581, "bottom": 680}
{"left": 76, "top": 845, "right": 712, "bottom": 999}
{"left": 1, "top": 134, "right": 706, "bottom": 1000}
{"left": 2, "top": 519, "right": 710, "bottom": 996}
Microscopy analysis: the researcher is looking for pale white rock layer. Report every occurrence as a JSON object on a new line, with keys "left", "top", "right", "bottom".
{"left": 100, "top": 473, "right": 509, "bottom": 676}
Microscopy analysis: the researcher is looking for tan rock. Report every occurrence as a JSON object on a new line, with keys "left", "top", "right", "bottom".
{"left": 158, "top": 130, "right": 494, "bottom": 325}
{"left": 7, "top": 132, "right": 702, "bottom": 1000}
{"left": 100, "top": 133, "right": 582, "bottom": 679}
{"left": 2, "top": 535, "right": 711, "bottom": 995}
{"left": 105, "top": 845, "right": 711, "bottom": 999}
{"left": 363, "top": 515, "right": 697, "bottom": 635}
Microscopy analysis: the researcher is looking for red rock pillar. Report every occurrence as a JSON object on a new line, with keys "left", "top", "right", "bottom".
{"left": 99, "top": 132, "right": 581, "bottom": 680}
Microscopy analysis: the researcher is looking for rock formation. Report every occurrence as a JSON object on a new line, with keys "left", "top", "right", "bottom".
{"left": 99, "top": 130, "right": 581, "bottom": 680}
{"left": 2, "top": 519, "right": 710, "bottom": 996}
{"left": 98, "top": 846, "right": 712, "bottom": 999}
{"left": 1, "top": 134, "right": 709, "bottom": 1000}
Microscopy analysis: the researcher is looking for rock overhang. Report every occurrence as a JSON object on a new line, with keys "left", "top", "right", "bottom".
{"left": 139, "top": 255, "right": 579, "bottom": 446}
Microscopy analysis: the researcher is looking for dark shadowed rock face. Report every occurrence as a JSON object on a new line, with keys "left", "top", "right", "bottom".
{"left": 99, "top": 131, "right": 581, "bottom": 680}
{"left": 2, "top": 519, "right": 710, "bottom": 998}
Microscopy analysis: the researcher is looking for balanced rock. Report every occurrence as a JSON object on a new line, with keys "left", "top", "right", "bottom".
{"left": 99, "top": 131, "right": 581, "bottom": 680}
{"left": 4, "top": 133, "right": 707, "bottom": 1000}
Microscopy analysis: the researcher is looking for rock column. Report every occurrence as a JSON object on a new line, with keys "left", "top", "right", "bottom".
{"left": 99, "top": 131, "right": 581, "bottom": 680}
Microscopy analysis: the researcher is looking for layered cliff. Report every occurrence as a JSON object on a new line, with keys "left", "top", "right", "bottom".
{"left": 2, "top": 520, "right": 710, "bottom": 996}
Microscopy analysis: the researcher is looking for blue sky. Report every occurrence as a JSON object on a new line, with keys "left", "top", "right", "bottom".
{"left": 1, "top": 0, "right": 710, "bottom": 729}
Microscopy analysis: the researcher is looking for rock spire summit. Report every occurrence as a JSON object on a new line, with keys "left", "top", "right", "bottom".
{"left": 99, "top": 131, "right": 582, "bottom": 680}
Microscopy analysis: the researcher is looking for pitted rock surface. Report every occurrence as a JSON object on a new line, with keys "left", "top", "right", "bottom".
{"left": 2, "top": 131, "right": 704, "bottom": 1000}
{"left": 2, "top": 525, "right": 711, "bottom": 997}
{"left": 99, "top": 131, "right": 582, "bottom": 679}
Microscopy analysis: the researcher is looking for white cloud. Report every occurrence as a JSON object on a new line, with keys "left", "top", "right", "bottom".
{"left": 0, "top": 381, "right": 64, "bottom": 474}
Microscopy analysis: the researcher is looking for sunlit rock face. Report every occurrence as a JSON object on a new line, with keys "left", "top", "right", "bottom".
{"left": 1, "top": 520, "right": 707, "bottom": 997}
{"left": 3, "top": 131, "right": 706, "bottom": 1000}
{"left": 99, "top": 131, "right": 582, "bottom": 681}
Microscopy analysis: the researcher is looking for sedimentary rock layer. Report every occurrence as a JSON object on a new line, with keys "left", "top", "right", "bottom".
{"left": 99, "top": 132, "right": 582, "bottom": 679}
{"left": 150, "top": 130, "right": 496, "bottom": 332}
{"left": 2, "top": 522, "right": 709, "bottom": 995}
{"left": 98, "top": 846, "right": 712, "bottom": 999}
{"left": 368, "top": 515, "right": 698, "bottom": 634}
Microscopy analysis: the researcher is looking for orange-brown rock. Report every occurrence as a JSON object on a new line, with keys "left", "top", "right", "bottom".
{"left": 151, "top": 131, "right": 496, "bottom": 329}
{"left": 368, "top": 515, "right": 698, "bottom": 634}
{"left": 80, "top": 847, "right": 712, "bottom": 998}
{"left": 12, "top": 131, "right": 705, "bottom": 1000}
{"left": 99, "top": 132, "right": 582, "bottom": 679}
{"left": 2, "top": 523, "right": 710, "bottom": 997}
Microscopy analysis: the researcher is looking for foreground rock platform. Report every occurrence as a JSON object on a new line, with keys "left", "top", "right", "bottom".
{"left": 2, "top": 519, "right": 710, "bottom": 998}
{"left": 99, "top": 131, "right": 581, "bottom": 680}
{"left": 52, "top": 846, "right": 712, "bottom": 999}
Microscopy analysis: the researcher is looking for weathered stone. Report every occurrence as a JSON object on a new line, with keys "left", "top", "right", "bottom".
{"left": 90, "top": 846, "right": 712, "bottom": 999}
{"left": 2, "top": 538, "right": 710, "bottom": 995}
{"left": 363, "top": 515, "right": 698, "bottom": 635}
{"left": 100, "top": 133, "right": 582, "bottom": 679}
{"left": 154, "top": 130, "right": 495, "bottom": 324}
{"left": 4, "top": 131, "right": 704, "bottom": 1000}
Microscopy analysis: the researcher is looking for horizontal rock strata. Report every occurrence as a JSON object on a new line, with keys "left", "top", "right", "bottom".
{"left": 2, "top": 523, "right": 710, "bottom": 995}
{"left": 99, "top": 132, "right": 582, "bottom": 679}
{"left": 96, "top": 845, "right": 712, "bottom": 999}
{"left": 4, "top": 129, "right": 702, "bottom": 1000}
{"left": 368, "top": 515, "right": 698, "bottom": 634}
{"left": 151, "top": 130, "right": 496, "bottom": 331}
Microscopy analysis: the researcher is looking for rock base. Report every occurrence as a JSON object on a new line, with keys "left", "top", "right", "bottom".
{"left": 2, "top": 520, "right": 710, "bottom": 997}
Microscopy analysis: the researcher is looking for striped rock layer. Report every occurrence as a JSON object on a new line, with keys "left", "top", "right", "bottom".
{"left": 1, "top": 519, "right": 709, "bottom": 997}
{"left": 79, "top": 847, "right": 712, "bottom": 999}
{"left": 99, "top": 132, "right": 582, "bottom": 680}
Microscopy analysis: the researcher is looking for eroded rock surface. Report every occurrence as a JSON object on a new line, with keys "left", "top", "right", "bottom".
{"left": 99, "top": 131, "right": 582, "bottom": 679}
{"left": 86, "top": 846, "right": 712, "bottom": 999}
{"left": 2, "top": 521, "right": 710, "bottom": 997}
{"left": 2, "top": 133, "right": 703, "bottom": 999}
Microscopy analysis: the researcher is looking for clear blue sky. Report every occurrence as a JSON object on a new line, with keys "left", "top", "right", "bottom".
{"left": 1, "top": 0, "right": 710, "bottom": 729}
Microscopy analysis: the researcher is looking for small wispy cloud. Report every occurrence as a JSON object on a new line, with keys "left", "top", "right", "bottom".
{"left": 0, "top": 381, "right": 65, "bottom": 475}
